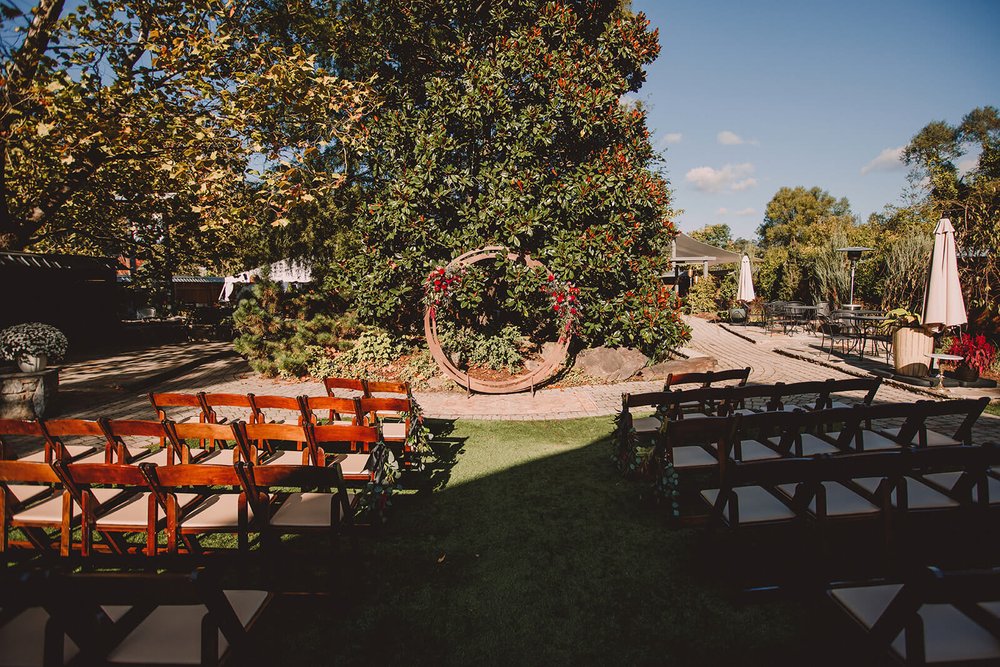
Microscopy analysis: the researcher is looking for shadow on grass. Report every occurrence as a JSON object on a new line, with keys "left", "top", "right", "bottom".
{"left": 255, "top": 417, "right": 857, "bottom": 666}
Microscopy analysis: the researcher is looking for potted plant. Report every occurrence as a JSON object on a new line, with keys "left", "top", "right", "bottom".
{"left": 947, "top": 333, "right": 996, "bottom": 382}
{"left": 884, "top": 308, "right": 933, "bottom": 377}
{"left": 0, "top": 322, "right": 69, "bottom": 373}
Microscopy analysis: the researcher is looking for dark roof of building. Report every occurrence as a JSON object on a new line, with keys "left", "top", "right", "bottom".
{"left": 0, "top": 251, "right": 118, "bottom": 272}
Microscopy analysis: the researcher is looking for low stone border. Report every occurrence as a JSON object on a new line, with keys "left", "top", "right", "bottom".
{"left": 719, "top": 323, "right": 758, "bottom": 344}
{"left": 773, "top": 348, "right": 945, "bottom": 400}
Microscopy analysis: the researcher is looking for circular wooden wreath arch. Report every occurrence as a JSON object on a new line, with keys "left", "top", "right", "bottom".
{"left": 424, "top": 246, "right": 571, "bottom": 394}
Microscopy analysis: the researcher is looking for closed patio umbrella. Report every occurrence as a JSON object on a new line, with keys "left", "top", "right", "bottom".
{"left": 737, "top": 254, "right": 755, "bottom": 303}
{"left": 922, "top": 218, "right": 966, "bottom": 332}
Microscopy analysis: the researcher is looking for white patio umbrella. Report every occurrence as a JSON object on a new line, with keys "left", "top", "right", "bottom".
{"left": 922, "top": 218, "right": 966, "bottom": 332}
{"left": 737, "top": 254, "right": 755, "bottom": 302}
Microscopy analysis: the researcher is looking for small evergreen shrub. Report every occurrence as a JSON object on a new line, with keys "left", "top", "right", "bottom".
{"left": 683, "top": 276, "right": 718, "bottom": 314}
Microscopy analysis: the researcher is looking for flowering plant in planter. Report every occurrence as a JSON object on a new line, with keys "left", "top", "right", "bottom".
{"left": 947, "top": 333, "right": 996, "bottom": 376}
{"left": 0, "top": 322, "right": 69, "bottom": 363}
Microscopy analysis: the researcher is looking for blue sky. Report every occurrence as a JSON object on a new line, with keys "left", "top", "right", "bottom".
{"left": 631, "top": 0, "right": 1000, "bottom": 240}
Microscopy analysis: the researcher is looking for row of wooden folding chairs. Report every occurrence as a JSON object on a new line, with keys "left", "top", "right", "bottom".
{"left": 0, "top": 566, "right": 271, "bottom": 666}
{"left": 0, "top": 416, "right": 382, "bottom": 471}
{"left": 0, "top": 420, "right": 387, "bottom": 558}
{"left": 149, "top": 391, "right": 415, "bottom": 460}
{"left": 702, "top": 440, "right": 1000, "bottom": 531}
{"left": 623, "top": 376, "right": 884, "bottom": 434}
{"left": 828, "top": 566, "right": 1000, "bottom": 665}
{"left": 656, "top": 398, "right": 992, "bottom": 479}
{"left": 661, "top": 367, "right": 751, "bottom": 391}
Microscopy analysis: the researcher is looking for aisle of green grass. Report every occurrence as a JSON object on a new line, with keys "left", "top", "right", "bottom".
{"left": 260, "top": 417, "right": 847, "bottom": 665}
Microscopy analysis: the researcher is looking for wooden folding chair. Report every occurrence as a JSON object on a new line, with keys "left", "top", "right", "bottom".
{"left": 199, "top": 392, "right": 257, "bottom": 425}
{"left": 148, "top": 391, "right": 207, "bottom": 422}
{"left": 247, "top": 394, "right": 303, "bottom": 425}
{"left": 243, "top": 457, "right": 357, "bottom": 561}
{"left": 310, "top": 423, "right": 382, "bottom": 482}
{"left": 138, "top": 462, "right": 256, "bottom": 556}
{"left": 662, "top": 367, "right": 751, "bottom": 390}
{"left": 0, "top": 419, "right": 53, "bottom": 463}
{"left": 0, "top": 459, "right": 122, "bottom": 557}
{"left": 828, "top": 566, "right": 1000, "bottom": 665}
{"left": 322, "top": 376, "right": 366, "bottom": 397}
{"left": 38, "top": 567, "right": 272, "bottom": 666}
{"left": 873, "top": 397, "right": 990, "bottom": 448}
{"left": 53, "top": 461, "right": 166, "bottom": 557}
{"left": 357, "top": 397, "right": 411, "bottom": 451}
{"left": 234, "top": 422, "right": 312, "bottom": 466}
{"left": 163, "top": 421, "right": 241, "bottom": 465}
{"left": 743, "top": 406, "right": 859, "bottom": 458}
{"left": 98, "top": 418, "right": 177, "bottom": 465}
{"left": 299, "top": 395, "right": 360, "bottom": 427}
{"left": 3, "top": 419, "right": 102, "bottom": 463}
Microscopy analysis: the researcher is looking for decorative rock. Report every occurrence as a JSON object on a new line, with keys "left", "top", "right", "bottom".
{"left": 575, "top": 346, "right": 649, "bottom": 382}
{"left": 638, "top": 356, "right": 717, "bottom": 380}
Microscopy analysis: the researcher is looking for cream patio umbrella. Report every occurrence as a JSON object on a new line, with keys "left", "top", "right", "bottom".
{"left": 737, "top": 254, "right": 755, "bottom": 303}
{"left": 922, "top": 218, "right": 967, "bottom": 332}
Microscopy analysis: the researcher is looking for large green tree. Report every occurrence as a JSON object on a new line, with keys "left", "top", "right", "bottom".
{"left": 0, "top": 0, "right": 373, "bottom": 265}
{"left": 334, "top": 0, "right": 686, "bottom": 355}
{"left": 757, "top": 186, "right": 855, "bottom": 248}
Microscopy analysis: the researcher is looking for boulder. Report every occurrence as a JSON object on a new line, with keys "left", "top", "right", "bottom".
{"left": 575, "top": 346, "right": 649, "bottom": 382}
{"left": 638, "top": 356, "right": 717, "bottom": 381}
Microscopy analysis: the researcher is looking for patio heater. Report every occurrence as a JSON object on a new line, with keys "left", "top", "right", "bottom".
{"left": 836, "top": 246, "right": 871, "bottom": 309}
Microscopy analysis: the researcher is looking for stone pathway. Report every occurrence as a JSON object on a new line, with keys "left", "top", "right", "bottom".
{"left": 53, "top": 318, "right": 1000, "bottom": 441}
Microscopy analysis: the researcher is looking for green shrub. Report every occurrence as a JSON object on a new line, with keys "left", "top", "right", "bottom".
{"left": 683, "top": 276, "right": 718, "bottom": 314}
{"left": 438, "top": 323, "right": 526, "bottom": 372}
{"left": 716, "top": 271, "right": 737, "bottom": 311}
{"left": 232, "top": 275, "right": 361, "bottom": 378}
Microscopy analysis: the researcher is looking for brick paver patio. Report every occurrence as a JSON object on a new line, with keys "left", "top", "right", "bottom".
{"left": 56, "top": 317, "right": 1000, "bottom": 441}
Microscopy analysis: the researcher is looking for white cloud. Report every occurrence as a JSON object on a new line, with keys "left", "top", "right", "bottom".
{"left": 861, "top": 146, "right": 905, "bottom": 175}
{"left": 654, "top": 132, "right": 683, "bottom": 151}
{"left": 735, "top": 207, "right": 756, "bottom": 216}
{"left": 716, "top": 207, "right": 729, "bottom": 215}
{"left": 685, "top": 163, "right": 757, "bottom": 193}
{"left": 717, "top": 130, "right": 759, "bottom": 146}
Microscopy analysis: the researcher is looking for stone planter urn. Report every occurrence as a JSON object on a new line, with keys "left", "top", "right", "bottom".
{"left": 17, "top": 353, "right": 47, "bottom": 373}
{"left": 892, "top": 327, "right": 934, "bottom": 377}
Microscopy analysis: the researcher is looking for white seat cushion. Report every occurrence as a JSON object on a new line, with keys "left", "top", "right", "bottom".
{"left": 700, "top": 486, "right": 796, "bottom": 524}
{"left": 881, "top": 426, "right": 961, "bottom": 447}
{"left": 338, "top": 453, "right": 372, "bottom": 477}
{"left": 857, "top": 430, "right": 902, "bottom": 451}
{"left": 96, "top": 492, "right": 199, "bottom": 528}
{"left": 767, "top": 433, "right": 839, "bottom": 456}
{"left": 270, "top": 492, "right": 357, "bottom": 528}
{"left": 733, "top": 440, "right": 780, "bottom": 461}
{"left": 0, "top": 607, "right": 79, "bottom": 666}
{"left": 853, "top": 477, "right": 960, "bottom": 510}
{"left": 14, "top": 488, "right": 121, "bottom": 523}
{"left": 106, "top": 590, "right": 269, "bottom": 665}
{"left": 381, "top": 422, "right": 407, "bottom": 440}
{"left": 179, "top": 494, "right": 253, "bottom": 529}
{"left": 631, "top": 416, "right": 660, "bottom": 434}
{"left": 733, "top": 408, "right": 759, "bottom": 416}
{"left": 776, "top": 482, "right": 880, "bottom": 517}
{"left": 828, "top": 400, "right": 852, "bottom": 409}
{"left": 922, "top": 472, "right": 1000, "bottom": 505}
{"left": 128, "top": 447, "right": 170, "bottom": 466}
{"left": 670, "top": 446, "right": 717, "bottom": 469}
{"left": 259, "top": 450, "right": 306, "bottom": 466}
{"left": 5, "top": 484, "right": 49, "bottom": 504}
{"left": 18, "top": 444, "right": 98, "bottom": 463}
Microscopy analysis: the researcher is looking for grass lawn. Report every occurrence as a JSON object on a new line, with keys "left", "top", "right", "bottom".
{"left": 985, "top": 402, "right": 1000, "bottom": 417}
{"left": 257, "top": 417, "right": 856, "bottom": 665}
